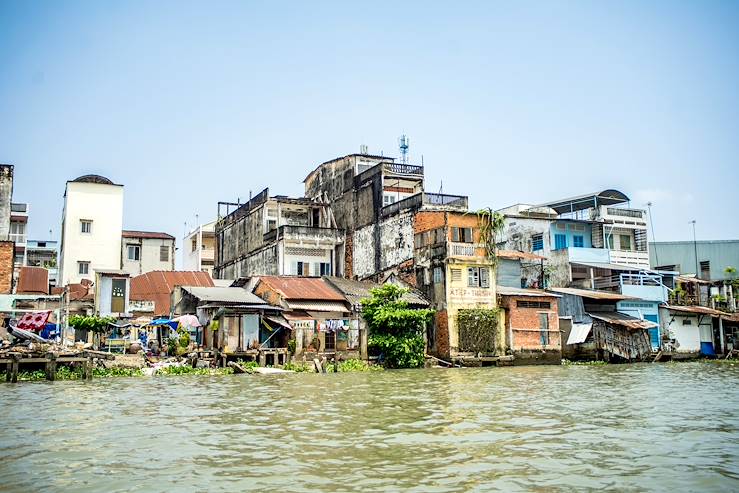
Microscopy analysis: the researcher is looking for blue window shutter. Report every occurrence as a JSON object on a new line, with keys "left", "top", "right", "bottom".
{"left": 555, "top": 234, "right": 567, "bottom": 250}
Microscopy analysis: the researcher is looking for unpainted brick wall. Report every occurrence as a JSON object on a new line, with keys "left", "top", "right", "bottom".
{"left": 0, "top": 241, "right": 14, "bottom": 294}
{"left": 434, "top": 309, "right": 450, "bottom": 358}
{"left": 503, "top": 296, "right": 561, "bottom": 350}
{"left": 414, "top": 211, "right": 446, "bottom": 234}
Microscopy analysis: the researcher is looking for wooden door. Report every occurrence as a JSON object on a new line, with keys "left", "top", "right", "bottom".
{"left": 111, "top": 279, "right": 126, "bottom": 313}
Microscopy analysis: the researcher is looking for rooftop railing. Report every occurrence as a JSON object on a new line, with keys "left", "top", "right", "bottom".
{"left": 381, "top": 192, "right": 469, "bottom": 217}
{"left": 383, "top": 163, "right": 424, "bottom": 176}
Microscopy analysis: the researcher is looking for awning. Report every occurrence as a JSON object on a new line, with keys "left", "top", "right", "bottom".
{"left": 285, "top": 300, "right": 349, "bottom": 313}
{"left": 264, "top": 315, "right": 292, "bottom": 330}
{"left": 567, "top": 322, "right": 593, "bottom": 344}
{"left": 589, "top": 312, "right": 658, "bottom": 330}
{"left": 572, "top": 261, "right": 656, "bottom": 273}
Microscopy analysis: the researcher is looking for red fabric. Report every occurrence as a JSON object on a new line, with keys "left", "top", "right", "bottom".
{"left": 17, "top": 311, "right": 51, "bottom": 332}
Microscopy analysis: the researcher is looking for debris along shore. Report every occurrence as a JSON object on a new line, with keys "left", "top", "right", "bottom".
{"left": 2, "top": 336, "right": 380, "bottom": 383}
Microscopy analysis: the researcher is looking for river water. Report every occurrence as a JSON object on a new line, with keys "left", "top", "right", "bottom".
{"left": 1, "top": 362, "right": 738, "bottom": 492}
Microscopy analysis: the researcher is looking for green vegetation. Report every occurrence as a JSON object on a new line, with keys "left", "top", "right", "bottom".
{"left": 363, "top": 284, "right": 434, "bottom": 369}
{"left": 157, "top": 365, "right": 233, "bottom": 376}
{"left": 18, "top": 366, "right": 145, "bottom": 381}
{"left": 457, "top": 308, "right": 500, "bottom": 353}
{"left": 475, "top": 207, "right": 505, "bottom": 268}
{"left": 561, "top": 359, "right": 608, "bottom": 366}
{"left": 68, "top": 315, "right": 116, "bottom": 333}
{"left": 283, "top": 361, "right": 312, "bottom": 372}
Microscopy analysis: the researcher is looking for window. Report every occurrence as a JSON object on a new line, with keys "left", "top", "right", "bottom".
{"left": 517, "top": 300, "right": 551, "bottom": 309}
{"left": 383, "top": 195, "right": 396, "bottom": 205}
{"left": 682, "top": 318, "right": 692, "bottom": 325}
{"left": 573, "top": 235, "right": 584, "bottom": 248}
{"left": 467, "top": 267, "right": 489, "bottom": 288}
{"left": 160, "top": 245, "right": 169, "bottom": 262}
{"left": 127, "top": 245, "right": 140, "bottom": 261}
{"left": 606, "top": 235, "right": 614, "bottom": 249}
{"left": 452, "top": 227, "right": 473, "bottom": 243}
{"left": 294, "top": 261, "right": 308, "bottom": 276}
{"left": 324, "top": 331, "right": 336, "bottom": 351}
{"left": 480, "top": 267, "right": 490, "bottom": 288}
{"left": 267, "top": 219, "right": 277, "bottom": 231}
{"left": 532, "top": 234, "right": 543, "bottom": 251}
{"left": 700, "top": 261, "right": 710, "bottom": 279}
{"left": 619, "top": 234, "right": 632, "bottom": 251}
{"left": 191, "top": 238, "right": 197, "bottom": 252}
{"left": 433, "top": 267, "right": 443, "bottom": 284}
{"left": 313, "top": 262, "right": 331, "bottom": 276}
{"left": 539, "top": 313, "right": 549, "bottom": 346}
{"left": 80, "top": 220, "right": 92, "bottom": 234}
{"left": 554, "top": 234, "right": 567, "bottom": 250}
{"left": 451, "top": 268, "right": 462, "bottom": 282}
{"left": 556, "top": 223, "right": 566, "bottom": 230}
{"left": 78, "top": 261, "right": 89, "bottom": 275}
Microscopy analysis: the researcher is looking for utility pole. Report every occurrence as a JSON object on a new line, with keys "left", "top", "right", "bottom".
{"left": 647, "top": 202, "right": 658, "bottom": 266}
{"left": 690, "top": 220, "right": 698, "bottom": 277}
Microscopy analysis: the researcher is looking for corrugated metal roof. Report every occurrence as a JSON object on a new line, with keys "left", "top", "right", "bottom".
{"left": 589, "top": 311, "right": 658, "bottom": 330}
{"left": 285, "top": 300, "right": 349, "bottom": 312}
{"left": 572, "top": 261, "right": 656, "bottom": 273}
{"left": 130, "top": 271, "right": 213, "bottom": 315}
{"left": 548, "top": 287, "right": 637, "bottom": 301}
{"left": 497, "top": 250, "right": 546, "bottom": 261}
{"left": 663, "top": 304, "right": 724, "bottom": 317}
{"left": 322, "top": 276, "right": 429, "bottom": 307}
{"left": 16, "top": 266, "right": 48, "bottom": 295}
{"left": 567, "top": 322, "right": 593, "bottom": 344}
{"left": 498, "top": 286, "right": 561, "bottom": 298}
{"left": 122, "top": 230, "right": 175, "bottom": 240}
{"left": 257, "top": 276, "right": 345, "bottom": 301}
{"left": 182, "top": 286, "right": 266, "bottom": 305}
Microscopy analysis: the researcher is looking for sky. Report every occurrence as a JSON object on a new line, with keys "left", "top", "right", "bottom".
{"left": 1, "top": 0, "right": 738, "bottom": 263}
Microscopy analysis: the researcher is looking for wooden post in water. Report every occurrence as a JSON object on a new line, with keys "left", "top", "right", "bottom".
{"left": 8, "top": 354, "right": 19, "bottom": 383}
{"left": 84, "top": 357, "right": 93, "bottom": 380}
{"left": 45, "top": 352, "right": 57, "bottom": 381}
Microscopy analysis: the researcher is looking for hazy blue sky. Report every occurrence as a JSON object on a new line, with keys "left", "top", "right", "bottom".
{"left": 1, "top": 0, "right": 737, "bottom": 258}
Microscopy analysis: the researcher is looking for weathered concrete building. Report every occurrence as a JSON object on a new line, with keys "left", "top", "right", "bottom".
{"left": 498, "top": 190, "right": 652, "bottom": 289}
{"left": 120, "top": 230, "right": 176, "bottom": 276}
{"left": 214, "top": 188, "right": 344, "bottom": 280}
{"left": 413, "top": 210, "right": 499, "bottom": 361}
{"left": 304, "top": 153, "right": 469, "bottom": 282}
{"left": 0, "top": 164, "right": 13, "bottom": 241}
{"left": 183, "top": 220, "right": 216, "bottom": 276}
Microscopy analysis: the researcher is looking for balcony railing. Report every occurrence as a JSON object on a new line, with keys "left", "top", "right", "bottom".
{"left": 9, "top": 234, "right": 26, "bottom": 244}
{"left": 383, "top": 163, "right": 424, "bottom": 176}
{"left": 605, "top": 207, "right": 644, "bottom": 219}
{"left": 10, "top": 203, "right": 28, "bottom": 213}
{"left": 264, "top": 225, "right": 344, "bottom": 243}
{"left": 382, "top": 192, "right": 469, "bottom": 217}
{"left": 449, "top": 242, "right": 481, "bottom": 257}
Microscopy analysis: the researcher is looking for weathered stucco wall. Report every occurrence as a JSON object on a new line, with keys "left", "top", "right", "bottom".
{"left": 0, "top": 165, "right": 12, "bottom": 241}
{"left": 379, "top": 212, "right": 414, "bottom": 272}
{"left": 352, "top": 225, "right": 376, "bottom": 279}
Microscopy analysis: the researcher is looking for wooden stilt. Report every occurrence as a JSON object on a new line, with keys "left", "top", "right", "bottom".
{"left": 84, "top": 357, "right": 93, "bottom": 380}
{"left": 9, "top": 355, "right": 19, "bottom": 383}
{"left": 45, "top": 352, "right": 57, "bottom": 381}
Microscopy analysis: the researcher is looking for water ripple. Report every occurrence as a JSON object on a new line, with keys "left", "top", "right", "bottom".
{"left": 1, "top": 362, "right": 738, "bottom": 492}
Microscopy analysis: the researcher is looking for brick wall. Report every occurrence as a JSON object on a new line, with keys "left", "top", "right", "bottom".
{"left": 414, "top": 211, "right": 446, "bottom": 234}
{"left": 344, "top": 233, "right": 354, "bottom": 279}
{"left": 434, "top": 309, "right": 450, "bottom": 358}
{"left": 501, "top": 295, "right": 561, "bottom": 350}
{"left": 0, "top": 241, "right": 14, "bottom": 294}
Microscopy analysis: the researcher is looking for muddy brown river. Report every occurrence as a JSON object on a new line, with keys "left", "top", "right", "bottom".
{"left": 1, "top": 362, "right": 738, "bottom": 492}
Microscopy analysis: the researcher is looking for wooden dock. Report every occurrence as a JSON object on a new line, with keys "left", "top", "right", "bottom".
{"left": 1, "top": 349, "right": 115, "bottom": 383}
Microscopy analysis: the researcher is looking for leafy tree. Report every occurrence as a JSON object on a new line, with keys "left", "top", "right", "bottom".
{"left": 68, "top": 315, "right": 116, "bottom": 334}
{"left": 362, "top": 284, "right": 434, "bottom": 369}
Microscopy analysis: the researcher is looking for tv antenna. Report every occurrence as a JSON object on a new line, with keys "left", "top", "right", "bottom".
{"left": 398, "top": 135, "right": 409, "bottom": 164}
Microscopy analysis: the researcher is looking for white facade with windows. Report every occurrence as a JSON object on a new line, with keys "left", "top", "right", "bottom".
{"left": 120, "top": 231, "right": 175, "bottom": 276}
{"left": 59, "top": 176, "right": 124, "bottom": 286}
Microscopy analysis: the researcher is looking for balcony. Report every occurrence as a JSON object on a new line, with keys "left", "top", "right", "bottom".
{"left": 383, "top": 163, "right": 424, "bottom": 176}
{"left": 264, "top": 225, "right": 344, "bottom": 244}
{"left": 609, "top": 249, "right": 649, "bottom": 268}
{"left": 449, "top": 242, "right": 484, "bottom": 257}
{"left": 381, "top": 192, "right": 469, "bottom": 217}
{"left": 597, "top": 205, "right": 646, "bottom": 225}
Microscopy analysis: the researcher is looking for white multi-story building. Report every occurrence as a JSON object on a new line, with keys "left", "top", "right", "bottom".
{"left": 59, "top": 175, "right": 124, "bottom": 286}
{"left": 182, "top": 220, "right": 216, "bottom": 276}
{"left": 121, "top": 230, "right": 176, "bottom": 276}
